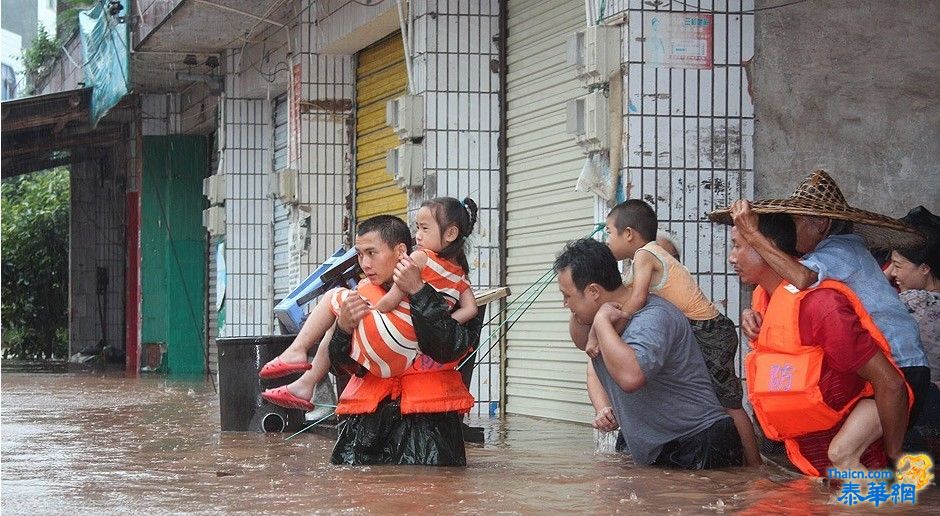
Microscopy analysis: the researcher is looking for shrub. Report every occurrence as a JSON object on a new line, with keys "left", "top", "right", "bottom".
{"left": 20, "top": 26, "right": 60, "bottom": 93}
{"left": 1, "top": 168, "right": 70, "bottom": 359}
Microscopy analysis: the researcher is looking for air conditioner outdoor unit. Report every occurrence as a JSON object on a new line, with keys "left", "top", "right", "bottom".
{"left": 202, "top": 206, "right": 225, "bottom": 236}
{"left": 566, "top": 91, "right": 609, "bottom": 154}
{"left": 271, "top": 168, "right": 298, "bottom": 204}
{"left": 386, "top": 94, "right": 424, "bottom": 140}
{"left": 202, "top": 174, "right": 225, "bottom": 205}
{"left": 566, "top": 25, "right": 621, "bottom": 86}
{"left": 386, "top": 143, "right": 424, "bottom": 188}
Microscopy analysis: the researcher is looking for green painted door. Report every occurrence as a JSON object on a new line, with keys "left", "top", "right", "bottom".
{"left": 142, "top": 136, "right": 207, "bottom": 375}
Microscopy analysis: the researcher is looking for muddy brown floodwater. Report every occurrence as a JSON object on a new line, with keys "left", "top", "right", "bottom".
{"left": 2, "top": 370, "right": 937, "bottom": 514}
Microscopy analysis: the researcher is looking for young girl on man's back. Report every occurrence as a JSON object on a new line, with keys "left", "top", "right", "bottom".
{"left": 259, "top": 197, "right": 478, "bottom": 410}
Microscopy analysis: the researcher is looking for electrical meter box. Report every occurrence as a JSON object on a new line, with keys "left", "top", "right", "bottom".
{"left": 386, "top": 143, "right": 424, "bottom": 188}
{"left": 202, "top": 174, "right": 225, "bottom": 205}
{"left": 202, "top": 206, "right": 226, "bottom": 236}
{"left": 566, "top": 25, "right": 621, "bottom": 86}
{"left": 386, "top": 94, "right": 425, "bottom": 140}
{"left": 566, "top": 91, "right": 610, "bottom": 154}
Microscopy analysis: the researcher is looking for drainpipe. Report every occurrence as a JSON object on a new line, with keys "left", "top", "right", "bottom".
{"left": 395, "top": 0, "right": 415, "bottom": 94}
{"left": 496, "top": 0, "right": 509, "bottom": 419}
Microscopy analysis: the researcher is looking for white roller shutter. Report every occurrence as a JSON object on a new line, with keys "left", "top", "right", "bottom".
{"left": 207, "top": 129, "right": 220, "bottom": 376}
{"left": 504, "top": 0, "right": 595, "bottom": 422}
{"left": 272, "top": 94, "right": 292, "bottom": 322}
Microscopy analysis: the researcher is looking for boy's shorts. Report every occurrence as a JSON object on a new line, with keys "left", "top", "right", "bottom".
{"left": 689, "top": 313, "right": 743, "bottom": 410}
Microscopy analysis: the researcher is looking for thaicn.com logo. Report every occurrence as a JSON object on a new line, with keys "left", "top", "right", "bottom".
{"left": 829, "top": 453, "right": 934, "bottom": 507}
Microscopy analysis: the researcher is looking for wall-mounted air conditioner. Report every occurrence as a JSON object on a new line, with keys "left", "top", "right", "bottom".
{"left": 386, "top": 143, "right": 424, "bottom": 188}
{"left": 386, "top": 94, "right": 424, "bottom": 141}
{"left": 270, "top": 168, "right": 298, "bottom": 204}
{"left": 202, "top": 174, "right": 225, "bottom": 205}
{"left": 202, "top": 206, "right": 225, "bottom": 236}
{"left": 566, "top": 25, "right": 621, "bottom": 86}
{"left": 566, "top": 91, "right": 610, "bottom": 154}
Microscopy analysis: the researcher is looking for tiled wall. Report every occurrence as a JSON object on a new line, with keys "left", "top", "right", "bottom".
{"left": 602, "top": 1, "right": 755, "bottom": 383}
{"left": 207, "top": 2, "right": 504, "bottom": 412}
{"left": 293, "top": 8, "right": 356, "bottom": 284}
{"left": 218, "top": 51, "right": 273, "bottom": 337}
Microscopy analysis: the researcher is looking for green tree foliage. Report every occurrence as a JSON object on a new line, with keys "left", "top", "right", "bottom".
{"left": 20, "top": 26, "right": 60, "bottom": 92}
{"left": 19, "top": 2, "right": 95, "bottom": 94}
{"left": 1, "top": 168, "right": 71, "bottom": 359}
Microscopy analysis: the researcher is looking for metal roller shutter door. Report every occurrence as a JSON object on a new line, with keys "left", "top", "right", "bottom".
{"left": 272, "top": 94, "right": 292, "bottom": 318}
{"left": 504, "top": 0, "right": 595, "bottom": 422}
{"left": 355, "top": 32, "right": 408, "bottom": 223}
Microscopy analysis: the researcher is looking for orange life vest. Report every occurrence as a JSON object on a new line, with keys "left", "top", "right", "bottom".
{"left": 334, "top": 281, "right": 475, "bottom": 416}
{"left": 747, "top": 280, "right": 913, "bottom": 476}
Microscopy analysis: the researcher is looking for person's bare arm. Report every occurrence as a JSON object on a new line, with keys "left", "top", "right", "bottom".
{"left": 587, "top": 360, "right": 618, "bottom": 432}
{"left": 374, "top": 283, "right": 406, "bottom": 312}
{"left": 593, "top": 302, "right": 645, "bottom": 392}
{"left": 376, "top": 250, "right": 429, "bottom": 312}
{"left": 451, "top": 288, "right": 479, "bottom": 324}
{"left": 741, "top": 308, "right": 763, "bottom": 342}
{"left": 570, "top": 314, "right": 591, "bottom": 351}
{"left": 618, "top": 250, "right": 657, "bottom": 318}
{"left": 855, "top": 351, "right": 910, "bottom": 462}
{"left": 730, "top": 200, "right": 818, "bottom": 289}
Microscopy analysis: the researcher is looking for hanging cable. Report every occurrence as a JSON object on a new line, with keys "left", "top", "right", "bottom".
{"left": 459, "top": 223, "right": 606, "bottom": 371}
{"left": 667, "top": 0, "right": 809, "bottom": 15}
{"left": 395, "top": 0, "right": 415, "bottom": 94}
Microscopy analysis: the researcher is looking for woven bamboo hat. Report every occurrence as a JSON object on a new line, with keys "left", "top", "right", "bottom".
{"left": 709, "top": 170, "right": 926, "bottom": 250}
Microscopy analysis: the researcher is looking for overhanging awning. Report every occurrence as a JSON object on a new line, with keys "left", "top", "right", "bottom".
{"left": 1, "top": 87, "right": 124, "bottom": 178}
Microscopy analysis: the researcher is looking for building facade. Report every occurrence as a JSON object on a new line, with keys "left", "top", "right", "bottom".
{"left": 14, "top": 0, "right": 940, "bottom": 423}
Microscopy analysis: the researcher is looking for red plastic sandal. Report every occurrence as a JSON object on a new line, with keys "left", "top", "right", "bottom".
{"left": 261, "top": 386, "right": 314, "bottom": 411}
{"left": 258, "top": 357, "right": 312, "bottom": 379}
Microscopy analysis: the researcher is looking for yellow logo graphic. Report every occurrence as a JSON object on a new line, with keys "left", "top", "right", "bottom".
{"left": 895, "top": 453, "right": 934, "bottom": 491}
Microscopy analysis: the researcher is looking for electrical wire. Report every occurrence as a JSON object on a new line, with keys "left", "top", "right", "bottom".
{"left": 227, "top": 0, "right": 293, "bottom": 68}
{"left": 458, "top": 223, "right": 606, "bottom": 371}
{"left": 284, "top": 409, "right": 336, "bottom": 440}
{"left": 665, "top": 0, "right": 809, "bottom": 15}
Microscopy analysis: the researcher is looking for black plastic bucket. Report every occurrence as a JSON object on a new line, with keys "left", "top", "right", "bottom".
{"left": 217, "top": 335, "right": 306, "bottom": 432}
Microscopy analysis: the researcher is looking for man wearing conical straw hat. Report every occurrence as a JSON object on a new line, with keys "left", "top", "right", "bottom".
{"left": 709, "top": 170, "right": 928, "bottom": 474}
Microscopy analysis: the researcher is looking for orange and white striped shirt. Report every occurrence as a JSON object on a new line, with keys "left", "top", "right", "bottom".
{"left": 421, "top": 250, "right": 471, "bottom": 310}
{"left": 329, "top": 251, "right": 471, "bottom": 378}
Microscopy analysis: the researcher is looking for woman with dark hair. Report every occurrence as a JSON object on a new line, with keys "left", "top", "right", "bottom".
{"left": 890, "top": 207, "right": 940, "bottom": 451}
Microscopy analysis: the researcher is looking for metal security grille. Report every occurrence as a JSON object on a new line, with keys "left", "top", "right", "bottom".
{"left": 221, "top": 97, "right": 272, "bottom": 338}
{"left": 69, "top": 160, "right": 126, "bottom": 356}
{"left": 412, "top": 0, "right": 504, "bottom": 416}
{"left": 619, "top": 1, "right": 755, "bottom": 378}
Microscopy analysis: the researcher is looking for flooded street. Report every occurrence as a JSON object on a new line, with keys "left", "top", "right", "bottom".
{"left": 2, "top": 371, "right": 936, "bottom": 514}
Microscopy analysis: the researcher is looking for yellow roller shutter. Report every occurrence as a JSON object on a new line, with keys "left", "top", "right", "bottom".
{"left": 355, "top": 32, "right": 408, "bottom": 222}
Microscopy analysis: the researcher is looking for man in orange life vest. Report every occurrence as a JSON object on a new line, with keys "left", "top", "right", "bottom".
{"left": 727, "top": 213, "right": 910, "bottom": 476}
{"left": 326, "top": 215, "right": 481, "bottom": 466}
